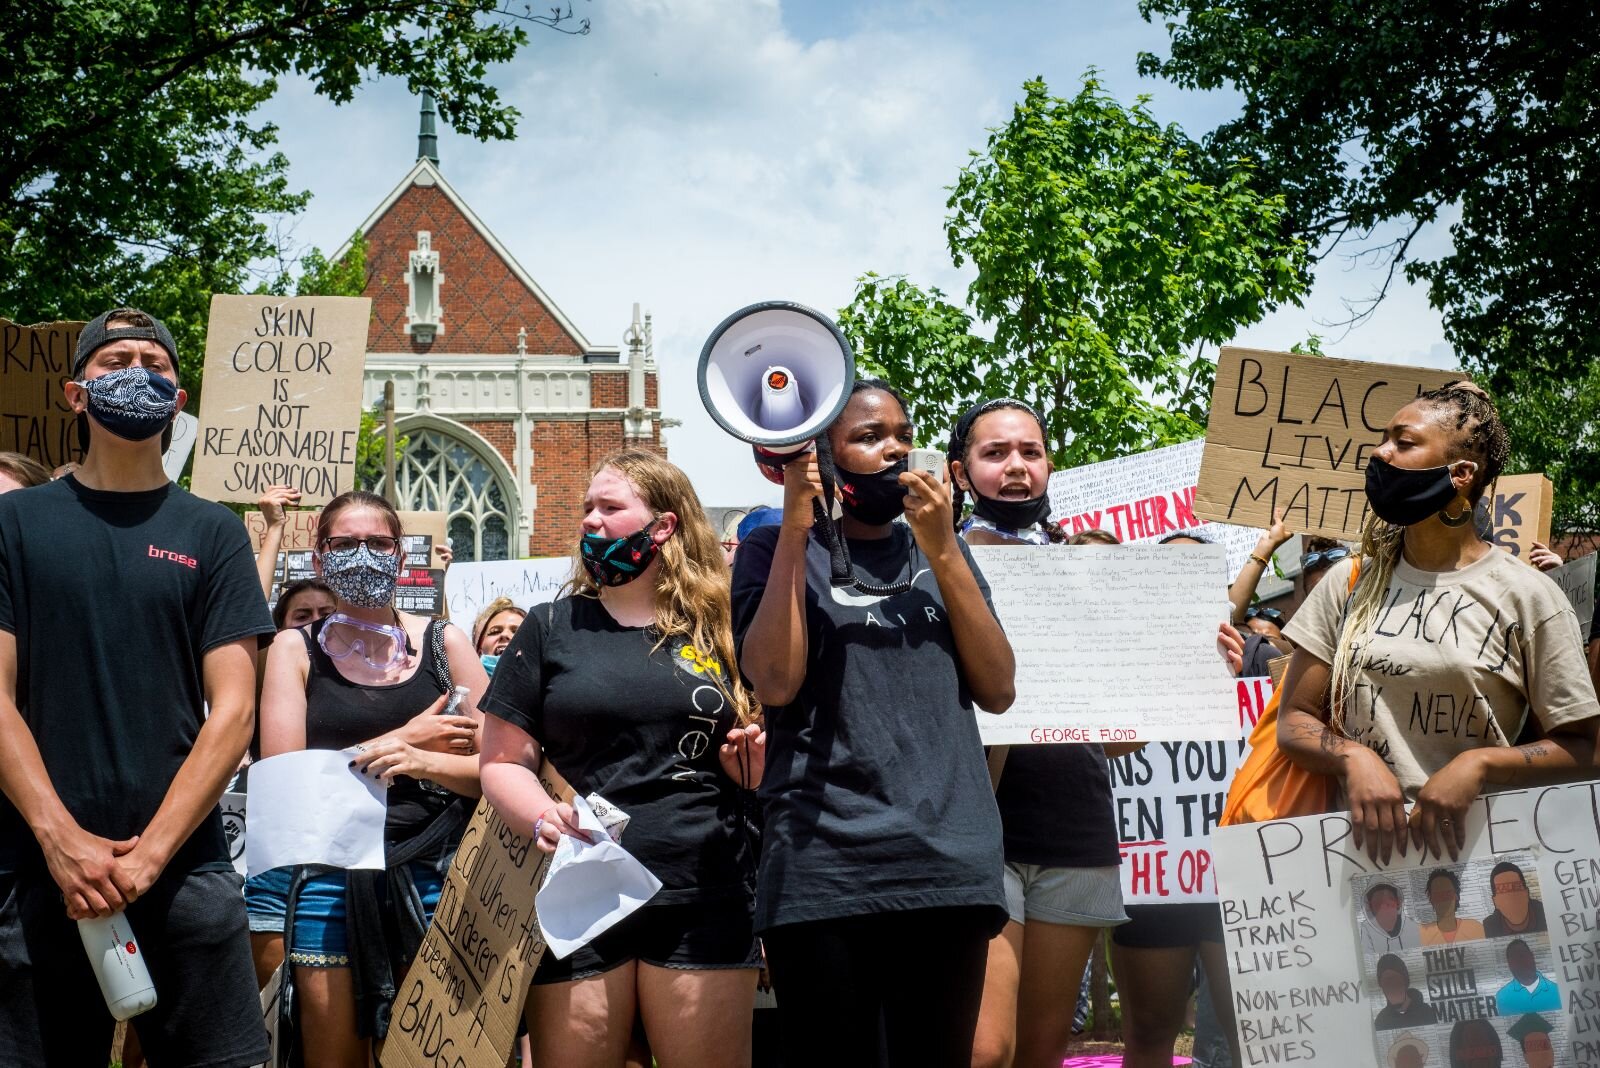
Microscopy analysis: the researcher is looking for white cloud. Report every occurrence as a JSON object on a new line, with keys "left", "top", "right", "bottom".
{"left": 256, "top": 0, "right": 1451, "bottom": 513}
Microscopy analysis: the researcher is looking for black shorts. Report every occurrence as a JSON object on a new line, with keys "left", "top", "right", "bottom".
{"left": 532, "top": 897, "right": 761, "bottom": 985}
{"left": 1112, "top": 902, "right": 1226, "bottom": 949}
{"left": 0, "top": 867, "right": 269, "bottom": 1068}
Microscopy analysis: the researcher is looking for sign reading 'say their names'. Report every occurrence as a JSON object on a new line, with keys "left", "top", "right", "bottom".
{"left": 191, "top": 295, "right": 370, "bottom": 506}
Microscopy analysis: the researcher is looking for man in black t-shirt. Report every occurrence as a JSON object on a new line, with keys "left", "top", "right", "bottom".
{"left": 0, "top": 308, "right": 274, "bottom": 1066}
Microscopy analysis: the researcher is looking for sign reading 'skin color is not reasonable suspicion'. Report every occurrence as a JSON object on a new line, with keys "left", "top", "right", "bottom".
{"left": 1195, "top": 348, "right": 1462, "bottom": 541}
{"left": 190, "top": 295, "right": 370, "bottom": 506}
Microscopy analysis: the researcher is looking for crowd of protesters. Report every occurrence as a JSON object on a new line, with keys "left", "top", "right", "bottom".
{"left": 1, "top": 306, "right": 1597, "bottom": 1068}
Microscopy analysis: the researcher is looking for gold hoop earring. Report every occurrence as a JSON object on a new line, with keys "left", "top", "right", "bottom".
{"left": 1438, "top": 497, "right": 1473, "bottom": 527}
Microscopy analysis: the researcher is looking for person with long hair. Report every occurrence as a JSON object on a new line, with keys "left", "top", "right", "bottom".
{"left": 1278, "top": 383, "right": 1599, "bottom": 865}
{"left": 944, "top": 399, "right": 1127, "bottom": 1068}
{"left": 479, "top": 449, "right": 765, "bottom": 1068}
{"left": 256, "top": 491, "right": 487, "bottom": 1068}
{"left": 732, "top": 379, "right": 1016, "bottom": 1064}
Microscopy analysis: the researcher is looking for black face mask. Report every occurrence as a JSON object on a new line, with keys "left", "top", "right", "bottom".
{"left": 1364, "top": 456, "right": 1463, "bottom": 527}
{"left": 837, "top": 457, "right": 909, "bottom": 525}
{"left": 970, "top": 485, "right": 1052, "bottom": 532}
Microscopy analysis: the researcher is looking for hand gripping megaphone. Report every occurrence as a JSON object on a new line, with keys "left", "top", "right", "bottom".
{"left": 697, "top": 301, "right": 856, "bottom": 485}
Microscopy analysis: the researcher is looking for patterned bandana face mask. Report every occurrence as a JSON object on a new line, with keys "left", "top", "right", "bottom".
{"left": 580, "top": 516, "right": 662, "bottom": 588}
{"left": 318, "top": 612, "right": 409, "bottom": 670}
{"left": 75, "top": 366, "right": 179, "bottom": 441}
{"left": 318, "top": 543, "right": 401, "bottom": 608}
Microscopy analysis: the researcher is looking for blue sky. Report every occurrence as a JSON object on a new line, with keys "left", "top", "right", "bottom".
{"left": 257, "top": 0, "right": 1455, "bottom": 505}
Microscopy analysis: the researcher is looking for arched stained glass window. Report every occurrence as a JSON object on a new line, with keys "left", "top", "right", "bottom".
{"left": 384, "top": 427, "right": 515, "bottom": 561}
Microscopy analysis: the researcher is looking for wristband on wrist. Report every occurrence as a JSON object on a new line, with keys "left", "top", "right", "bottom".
{"left": 1249, "top": 553, "right": 1272, "bottom": 568}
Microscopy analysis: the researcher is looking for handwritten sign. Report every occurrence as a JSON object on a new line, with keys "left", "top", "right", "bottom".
{"left": 444, "top": 558, "right": 571, "bottom": 628}
{"left": 967, "top": 544, "right": 1237, "bottom": 743}
{"left": 1488, "top": 473, "right": 1554, "bottom": 563}
{"left": 191, "top": 295, "right": 370, "bottom": 506}
{"left": 1550, "top": 555, "right": 1597, "bottom": 638}
{"left": 1112, "top": 676, "right": 1271, "bottom": 903}
{"left": 1196, "top": 348, "right": 1463, "bottom": 540}
{"left": 0, "top": 318, "right": 85, "bottom": 469}
{"left": 1048, "top": 439, "right": 1273, "bottom": 577}
{"left": 244, "top": 509, "right": 448, "bottom": 553}
{"left": 381, "top": 768, "right": 573, "bottom": 1068}
{"left": 1213, "top": 783, "right": 1600, "bottom": 1067}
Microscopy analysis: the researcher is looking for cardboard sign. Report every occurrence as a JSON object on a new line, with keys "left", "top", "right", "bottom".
{"left": 1196, "top": 348, "right": 1463, "bottom": 540}
{"left": 1488, "top": 473, "right": 1554, "bottom": 564}
{"left": 191, "top": 295, "right": 370, "bottom": 506}
{"left": 0, "top": 318, "right": 85, "bottom": 469}
{"left": 1213, "top": 784, "right": 1600, "bottom": 1068}
{"left": 381, "top": 767, "right": 574, "bottom": 1068}
{"left": 445, "top": 558, "right": 572, "bottom": 629}
{"left": 1112, "top": 676, "right": 1272, "bottom": 903}
{"left": 244, "top": 510, "right": 448, "bottom": 553}
{"left": 1048, "top": 439, "right": 1282, "bottom": 578}
{"left": 968, "top": 544, "right": 1238, "bottom": 743}
{"left": 1550, "top": 554, "right": 1598, "bottom": 639}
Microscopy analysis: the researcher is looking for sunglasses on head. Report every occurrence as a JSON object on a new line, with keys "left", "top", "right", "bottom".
{"left": 1300, "top": 545, "right": 1352, "bottom": 573}
{"left": 1245, "top": 606, "right": 1286, "bottom": 627}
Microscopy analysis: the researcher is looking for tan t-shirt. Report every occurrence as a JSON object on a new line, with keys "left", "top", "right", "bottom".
{"left": 1285, "top": 550, "right": 1599, "bottom": 800}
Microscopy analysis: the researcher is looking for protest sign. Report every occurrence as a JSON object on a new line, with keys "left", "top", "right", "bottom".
{"left": 1213, "top": 782, "right": 1600, "bottom": 1068}
{"left": 1550, "top": 554, "right": 1597, "bottom": 638}
{"left": 1195, "top": 348, "right": 1462, "bottom": 540}
{"left": 161, "top": 411, "right": 198, "bottom": 482}
{"left": 1487, "top": 473, "right": 1554, "bottom": 563}
{"left": 0, "top": 318, "right": 84, "bottom": 469}
{"left": 244, "top": 509, "right": 447, "bottom": 553}
{"left": 445, "top": 558, "right": 572, "bottom": 627}
{"left": 1047, "top": 439, "right": 1273, "bottom": 577}
{"left": 191, "top": 295, "right": 370, "bottom": 506}
{"left": 220, "top": 792, "right": 247, "bottom": 877}
{"left": 1111, "top": 676, "right": 1271, "bottom": 903}
{"left": 381, "top": 766, "right": 574, "bottom": 1068}
{"left": 968, "top": 544, "right": 1237, "bottom": 743}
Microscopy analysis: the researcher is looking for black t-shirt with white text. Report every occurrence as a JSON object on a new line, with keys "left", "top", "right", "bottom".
{"left": 0, "top": 477, "right": 275, "bottom": 876}
{"left": 481, "top": 596, "right": 750, "bottom": 904}
{"left": 731, "top": 523, "right": 1007, "bottom": 932}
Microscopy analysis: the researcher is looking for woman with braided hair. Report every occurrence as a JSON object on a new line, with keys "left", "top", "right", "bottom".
{"left": 1277, "top": 382, "right": 1599, "bottom": 867}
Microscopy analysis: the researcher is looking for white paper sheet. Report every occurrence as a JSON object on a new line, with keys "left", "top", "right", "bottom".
{"left": 535, "top": 795, "right": 662, "bottom": 960}
{"left": 969, "top": 543, "right": 1238, "bottom": 744}
{"left": 244, "top": 750, "right": 388, "bottom": 876}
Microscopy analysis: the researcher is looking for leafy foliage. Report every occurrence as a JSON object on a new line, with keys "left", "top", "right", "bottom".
{"left": 843, "top": 75, "right": 1308, "bottom": 467}
{"left": 1137, "top": 0, "right": 1600, "bottom": 531}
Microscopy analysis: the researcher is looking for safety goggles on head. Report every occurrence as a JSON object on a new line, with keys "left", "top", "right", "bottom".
{"left": 320, "top": 535, "right": 400, "bottom": 556}
{"left": 1300, "top": 545, "right": 1352, "bottom": 574}
{"left": 1245, "top": 606, "right": 1287, "bottom": 627}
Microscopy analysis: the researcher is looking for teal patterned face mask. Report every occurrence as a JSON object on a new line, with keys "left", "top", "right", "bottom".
{"left": 580, "top": 516, "right": 662, "bottom": 588}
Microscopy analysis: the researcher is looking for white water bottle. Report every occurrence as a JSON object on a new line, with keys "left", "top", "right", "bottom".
{"left": 77, "top": 912, "right": 157, "bottom": 1020}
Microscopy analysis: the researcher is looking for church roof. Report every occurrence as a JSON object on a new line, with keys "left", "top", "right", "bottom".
{"left": 338, "top": 157, "right": 606, "bottom": 357}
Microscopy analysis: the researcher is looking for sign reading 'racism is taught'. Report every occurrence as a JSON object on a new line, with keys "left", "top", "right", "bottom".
{"left": 0, "top": 318, "right": 85, "bottom": 469}
{"left": 1196, "top": 348, "right": 1463, "bottom": 541}
{"left": 191, "top": 296, "right": 370, "bottom": 507}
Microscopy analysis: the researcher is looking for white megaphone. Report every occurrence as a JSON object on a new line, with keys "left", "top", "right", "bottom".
{"left": 697, "top": 301, "right": 856, "bottom": 485}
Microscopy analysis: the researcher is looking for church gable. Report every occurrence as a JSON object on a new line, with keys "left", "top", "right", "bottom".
{"left": 359, "top": 168, "right": 586, "bottom": 357}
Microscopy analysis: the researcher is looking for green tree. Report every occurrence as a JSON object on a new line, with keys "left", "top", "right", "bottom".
{"left": 1136, "top": 0, "right": 1600, "bottom": 531}
{"left": 0, "top": 0, "right": 584, "bottom": 340}
{"left": 843, "top": 75, "right": 1308, "bottom": 467}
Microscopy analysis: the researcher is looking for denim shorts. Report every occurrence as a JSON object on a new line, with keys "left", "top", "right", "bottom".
{"left": 243, "top": 864, "right": 446, "bottom": 967}
{"left": 1002, "top": 861, "right": 1128, "bottom": 928}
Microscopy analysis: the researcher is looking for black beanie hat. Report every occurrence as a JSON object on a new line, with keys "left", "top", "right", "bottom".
{"left": 73, "top": 308, "right": 179, "bottom": 379}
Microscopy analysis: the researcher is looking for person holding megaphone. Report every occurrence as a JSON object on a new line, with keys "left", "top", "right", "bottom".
{"left": 732, "top": 377, "right": 1016, "bottom": 1065}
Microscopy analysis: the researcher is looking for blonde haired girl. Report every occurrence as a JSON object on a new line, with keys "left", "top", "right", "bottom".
{"left": 480, "top": 449, "right": 763, "bottom": 1068}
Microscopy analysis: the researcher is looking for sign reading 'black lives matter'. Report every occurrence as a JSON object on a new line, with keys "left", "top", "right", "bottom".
{"left": 191, "top": 295, "right": 370, "bottom": 507}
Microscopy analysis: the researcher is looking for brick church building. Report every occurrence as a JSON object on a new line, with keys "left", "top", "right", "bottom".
{"left": 345, "top": 96, "right": 663, "bottom": 559}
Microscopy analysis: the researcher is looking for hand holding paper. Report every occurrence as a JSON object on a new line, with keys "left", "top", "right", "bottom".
{"left": 535, "top": 794, "right": 661, "bottom": 960}
{"left": 245, "top": 750, "right": 388, "bottom": 877}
